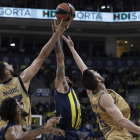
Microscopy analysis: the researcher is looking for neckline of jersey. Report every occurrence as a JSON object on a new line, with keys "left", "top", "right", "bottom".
{"left": 92, "top": 90, "right": 105, "bottom": 96}
{"left": 2, "top": 78, "right": 13, "bottom": 85}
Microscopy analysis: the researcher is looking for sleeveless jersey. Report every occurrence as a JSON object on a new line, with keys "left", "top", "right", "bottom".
{"left": 0, "top": 77, "right": 31, "bottom": 130}
{"left": 89, "top": 89, "right": 130, "bottom": 139}
{"left": 54, "top": 87, "right": 81, "bottom": 130}
{"left": 0, "top": 121, "right": 17, "bottom": 140}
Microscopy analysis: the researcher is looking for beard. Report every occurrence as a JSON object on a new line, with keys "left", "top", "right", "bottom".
{"left": 67, "top": 81, "right": 73, "bottom": 88}
{"left": 10, "top": 70, "right": 18, "bottom": 77}
{"left": 21, "top": 110, "right": 29, "bottom": 118}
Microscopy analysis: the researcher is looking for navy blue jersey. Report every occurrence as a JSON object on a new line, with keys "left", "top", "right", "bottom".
{"left": 54, "top": 87, "right": 81, "bottom": 130}
{"left": 0, "top": 121, "right": 17, "bottom": 140}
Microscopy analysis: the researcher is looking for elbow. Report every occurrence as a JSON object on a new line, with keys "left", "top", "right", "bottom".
{"left": 116, "top": 117, "right": 125, "bottom": 127}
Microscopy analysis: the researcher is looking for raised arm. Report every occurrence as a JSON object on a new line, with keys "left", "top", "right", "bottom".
{"left": 62, "top": 35, "right": 92, "bottom": 95}
{"left": 20, "top": 20, "right": 71, "bottom": 91}
{"left": 100, "top": 93, "right": 140, "bottom": 135}
{"left": 62, "top": 35, "right": 88, "bottom": 74}
{"left": 54, "top": 38, "right": 69, "bottom": 93}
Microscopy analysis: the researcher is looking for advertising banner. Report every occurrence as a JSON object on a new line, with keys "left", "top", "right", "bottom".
{"left": 0, "top": 7, "right": 140, "bottom": 22}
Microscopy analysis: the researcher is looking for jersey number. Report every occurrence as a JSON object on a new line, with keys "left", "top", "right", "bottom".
{"left": 94, "top": 112, "right": 111, "bottom": 135}
{"left": 13, "top": 94, "right": 23, "bottom": 105}
{"left": 95, "top": 113, "right": 108, "bottom": 128}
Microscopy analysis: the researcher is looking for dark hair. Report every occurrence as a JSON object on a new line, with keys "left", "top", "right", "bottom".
{"left": 0, "top": 61, "right": 6, "bottom": 81}
{"left": 81, "top": 69, "right": 98, "bottom": 90}
{"left": 0, "top": 97, "right": 17, "bottom": 122}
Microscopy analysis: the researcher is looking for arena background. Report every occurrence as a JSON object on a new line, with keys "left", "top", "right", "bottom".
{"left": 0, "top": 0, "right": 140, "bottom": 139}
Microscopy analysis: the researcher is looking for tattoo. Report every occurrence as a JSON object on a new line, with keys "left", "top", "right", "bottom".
{"left": 55, "top": 38, "right": 64, "bottom": 59}
{"left": 57, "top": 65, "right": 65, "bottom": 80}
{"left": 27, "top": 126, "right": 44, "bottom": 133}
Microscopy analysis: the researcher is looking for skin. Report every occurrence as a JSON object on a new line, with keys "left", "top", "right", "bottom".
{"left": 52, "top": 20, "right": 72, "bottom": 93}
{"left": 4, "top": 102, "right": 65, "bottom": 140}
{"left": 62, "top": 35, "right": 140, "bottom": 136}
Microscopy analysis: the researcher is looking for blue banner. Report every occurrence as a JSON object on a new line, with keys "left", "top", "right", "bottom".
{"left": 37, "top": 88, "right": 50, "bottom": 97}
{"left": 0, "top": 55, "right": 140, "bottom": 67}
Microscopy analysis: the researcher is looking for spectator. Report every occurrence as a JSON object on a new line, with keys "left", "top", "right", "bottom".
{"left": 36, "top": 101, "right": 43, "bottom": 111}
{"left": 81, "top": 128, "right": 89, "bottom": 139}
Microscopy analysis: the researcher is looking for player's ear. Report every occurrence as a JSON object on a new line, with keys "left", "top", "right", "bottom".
{"left": 16, "top": 109, "right": 21, "bottom": 115}
{"left": 5, "top": 70, "right": 10, "bottom": 75}
{"left": 96, "top": 78, "right": 101, "bottom": 83}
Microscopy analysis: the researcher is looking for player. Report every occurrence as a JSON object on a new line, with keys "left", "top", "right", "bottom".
{"left": 52, "top": 21, "right": 81, "bottom": 140}
{"left": 0, "top": 97, "right": 65, "bottom": 140}
{"left": 62, "top": 35, "right": 140, "bottom": 140}
{"left": 0, "top": 19, "right": 71, "bottom": 130}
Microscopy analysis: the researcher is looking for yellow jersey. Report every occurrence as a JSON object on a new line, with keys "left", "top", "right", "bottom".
{"left": 0, "top": 77, "right": 31, "bottom": 129}
{"left": 89, "top": 89, "right": 130, "bottom": 139}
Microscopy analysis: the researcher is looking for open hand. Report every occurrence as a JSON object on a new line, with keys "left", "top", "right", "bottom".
{"left": 51, "top": 19, "right": 71, "bottom": 36}
{"left": 45, "top": 117, "right": 59, "bottom": 130}
{"left": 62, "top": 35, "right": 74, "bottom": 50}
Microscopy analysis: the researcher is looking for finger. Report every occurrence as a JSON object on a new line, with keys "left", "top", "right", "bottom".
{"left": 51, "top": 21, "right": 55, "bottom": 33}
{"left": 52, "top": 120, "right": 59, "bottom": 125}
{"left": 51, "top": 21, "right": 54, "bottom": 28}
{"left": 51, "top": 117, "right": 59, "bottom": 120}
{"left": 62, "top": 35, "right": 68, "bottom": 42}
{"left": 61, "top": 130, "right": 65, "bottom": 137}
{"left": 64, "top": 20, "right": 71, "bottom": 27}
{"left": 60, "top": 18, "right": 64, "bottom": 26}
{"left": 68, "top": 35, "right": 71, "bottom": 40}
{"left": 54, "top": 19, "right": 56, "bottom": 26}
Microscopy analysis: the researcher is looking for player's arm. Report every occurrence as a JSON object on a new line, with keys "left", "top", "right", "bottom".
{"left": 62, "top": 35, "right": 88, "bottom": 74}
{"left": 100, "top": 93, "right": 140, "bottom": 135}
{"left": 7, "top": 117, "right": 65, "bottom": 140}
{"left": 20, "top": 20, "right": 71, "bottom": 86}
{"left": 55, "top": 37, "right": 68, "bottom": 92}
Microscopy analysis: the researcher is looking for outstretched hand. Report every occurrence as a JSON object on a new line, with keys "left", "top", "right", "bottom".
{"left": 51, "top": 19, "right": 71, "bottom": 36}
{"left": 45, "top": 117, "right": 59, "bottom": 130}
{"left": 62, "top": 35, "right": 74, "bottom": 50}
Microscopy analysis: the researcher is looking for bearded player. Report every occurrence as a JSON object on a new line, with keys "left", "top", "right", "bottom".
{"left": 0, "top": 19, "right": 71, "bottom": 130}
{"left": 0, "top": 97, "right": 65, "bottom": 140}
{"left": 62, "top": 35, "right": 140, "bottom": 140}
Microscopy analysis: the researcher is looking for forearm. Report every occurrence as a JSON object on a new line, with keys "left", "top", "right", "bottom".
{"left": 18, "top": 126, "right": 48, "bottom": 140}
{"left": 40, "top": 33, "right": 60, "bottom": 59}
{"left": 118, "top": 118, "right": 140, "bottom": 135}
{"left": 70, "top": 48, "right": 87, "bottom": 74}
{"left": 55, "top": 38, "right": 64, "bottom": 64}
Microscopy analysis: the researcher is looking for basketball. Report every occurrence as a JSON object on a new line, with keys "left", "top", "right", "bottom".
{"left": 55, "top": 3, "right": 75, "bottom": 23}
